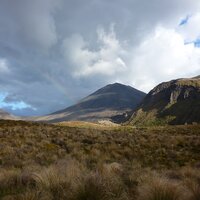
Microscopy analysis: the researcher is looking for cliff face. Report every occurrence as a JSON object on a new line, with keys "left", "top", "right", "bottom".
{"left": 128, "top": 77, "right": 200, "bottom": 126}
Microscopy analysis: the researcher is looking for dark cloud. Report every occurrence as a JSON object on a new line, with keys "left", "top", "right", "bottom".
{"left": 0, "top": 0, "right": 200, "bottom": 116}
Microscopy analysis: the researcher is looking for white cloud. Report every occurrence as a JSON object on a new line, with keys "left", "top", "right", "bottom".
{"left": 178, "top": 13, "right": 200, "bottom": 43}
{"left": 63, "top": 24, "right": 200, "bottom": 93}
{"left": 63, "top": 25, "right": 127, "bottom": 77}
{"left": 128, "top": 26, "right": 200, "bottom": 91}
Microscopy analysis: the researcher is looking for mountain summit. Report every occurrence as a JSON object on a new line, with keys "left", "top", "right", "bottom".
{"left": 37, "top": 83, "right": 146, "bottom": 123}
{"left": 128, "top": 76, "right": 200, "bottom": 125}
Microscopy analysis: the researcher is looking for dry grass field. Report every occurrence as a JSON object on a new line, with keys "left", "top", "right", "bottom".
{"left": 56, "top": 120, "right": 119, "bottom": 130}
{"left": 0, "top": 120, "right": 200, "bottom": 199}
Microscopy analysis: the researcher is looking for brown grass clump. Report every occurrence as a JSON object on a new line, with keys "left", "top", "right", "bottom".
{"left": 14, "top": 190, "right": 49, "bottom": 200}
{"left": 181, "top": 167, "right": 200, "bottom": 200}
{"left": 16, "top": 159, "right": 128, "bottom": 200}
{"left": 138, "top": 176, "right": 181, "bottom": 200}
{"left": 32, "top": 159, "right": 85, "bottom": 200}
{"left": 33, "top": 167, "right": 67, "bottom": 199}
{"left": 0, "top": 169, "right": 35, "bottom": 198}
{"left": 72, "top": 170, "right": 128, "bottom": 200}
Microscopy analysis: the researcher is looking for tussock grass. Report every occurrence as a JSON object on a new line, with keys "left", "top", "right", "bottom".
{"left": 1, "top": 159, "right": 200, "bottom": 199}
{"left": 181, "top": 167, "right": 200, "bottom": 200}
{"left": 138, "top": 176, "right": 181, "bottom": 200}
{"left": 0, "top": 120, "right": 199, "bottom": 199}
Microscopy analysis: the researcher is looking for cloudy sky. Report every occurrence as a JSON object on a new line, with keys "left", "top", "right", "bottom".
{"left": 0, "top": 0, "right": 200, "bottom": 116}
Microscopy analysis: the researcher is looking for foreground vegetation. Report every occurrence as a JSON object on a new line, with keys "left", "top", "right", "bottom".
{"left": 0, "top": 120, "right": 200, "bottom": 199}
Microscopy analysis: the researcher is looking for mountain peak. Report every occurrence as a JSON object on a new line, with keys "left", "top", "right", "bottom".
{"left": 109, "top": 82, "right": 123, "bottom": 85}
{"left": 92, "top": 82, "right": 145, "bottom": 97}
{"left": 98, "top": 82, "right": 129, "bottom": 90}
{"left": 36, "top": 83, "right": 146, "bottom": 123}
{"left": 107, "top": 82, "right": 127, "bottom": 87}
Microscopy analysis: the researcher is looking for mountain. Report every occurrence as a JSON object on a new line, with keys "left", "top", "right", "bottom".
{"left": 0, "top": 109, "right": 18, "bottom": 120}
{"left": 36, "top": 83, "right": 146, "bottom": 123}
{"left": 128, "top": 76, "right": 200, "bottom": 126}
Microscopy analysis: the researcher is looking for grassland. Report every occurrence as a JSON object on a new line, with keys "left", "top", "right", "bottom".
{"left": 56, "top": 120, "right": 119, "bottom": 130}
{"left": 0, "top": 120, "right": 200, "bottom": 199}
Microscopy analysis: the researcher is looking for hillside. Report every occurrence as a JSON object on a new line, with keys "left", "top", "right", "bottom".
{"left": 0, "top": 109, "right": 18, "bottom": 120}
{"left": 35, "top": 83, "right": 146, "bottom": 123}
{"left": 128, "top": 76, "right": 200, "bottom": 126}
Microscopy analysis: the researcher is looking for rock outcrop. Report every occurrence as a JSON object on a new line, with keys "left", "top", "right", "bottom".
{"left": 128, "top": 77, "right": 200, "bottom": 125}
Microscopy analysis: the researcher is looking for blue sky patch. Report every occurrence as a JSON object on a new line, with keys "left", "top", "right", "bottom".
{"left": 0, "top": 93, "right": 33, "bottom": 111}
{"left": 194, "top": 39, "right": 200, "bottom": 47}
{"left": 184, "top": 38, "right": 200, "bottom": 48}
{"left": 179, "top": 15, "right": 190, "bottom": 26}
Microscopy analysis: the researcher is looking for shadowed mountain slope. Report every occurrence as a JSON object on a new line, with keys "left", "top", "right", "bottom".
{"left": 35, "top": 83, "right": 146, "bottom": 123}
{"left": 128, "top": 76, "right": 200, "bottom": 126}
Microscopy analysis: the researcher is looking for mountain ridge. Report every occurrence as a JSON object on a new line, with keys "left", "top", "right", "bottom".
{"left": 128, "top": 76, "right": 200, "bottom": 126}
